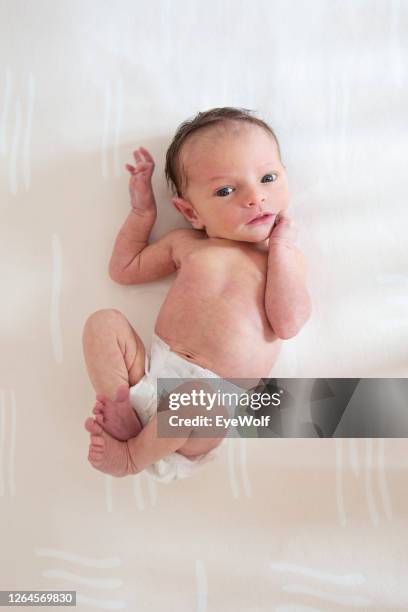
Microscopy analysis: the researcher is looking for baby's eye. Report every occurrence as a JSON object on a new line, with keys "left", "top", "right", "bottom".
{"left": 214, "top": 173, "right": 278, "bottom": 197}
{"left": 261, "top": 173, "right": 278, "bottom": 183}
{"left": 215, "top": 186, "right": 233, "bottom": 197}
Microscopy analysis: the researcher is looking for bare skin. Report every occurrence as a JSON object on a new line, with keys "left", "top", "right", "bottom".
{"left": 84, "top": 128, "right": 311, "bottom": 478}
{"left": 85, "top": 414, "right": 137, "bottom": 478}
{"left": 91, "top": 385, "right": 142, "bottom": 440}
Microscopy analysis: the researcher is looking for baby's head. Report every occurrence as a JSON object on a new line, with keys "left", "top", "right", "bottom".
{"left": 165, "top": 107, "right": 289, "bottom": 243}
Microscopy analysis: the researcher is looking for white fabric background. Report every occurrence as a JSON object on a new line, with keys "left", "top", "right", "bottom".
{"left": 1, "top": 0, "right": 407, "bottom": 610}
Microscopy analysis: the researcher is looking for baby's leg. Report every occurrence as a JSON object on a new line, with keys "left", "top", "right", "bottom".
{"left": 84, "top": 408, "right": 222, "bottom": 478}
{"left": 82, "top": 308, "right": 145, "bottom": 439}
{"left": 84, "top": 382, "right": 226, "bottom": 479}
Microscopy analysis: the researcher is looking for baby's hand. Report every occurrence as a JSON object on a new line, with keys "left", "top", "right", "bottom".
{"left": 125, "top": 147, "right": 156, "bottom": 212}
{"left": 268, "top": 211, "right": 298, "bottom": 245}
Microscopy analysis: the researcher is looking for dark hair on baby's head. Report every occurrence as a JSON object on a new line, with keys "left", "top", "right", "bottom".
{"left": 165, "top": 107, "right": 282, "bottom": 198}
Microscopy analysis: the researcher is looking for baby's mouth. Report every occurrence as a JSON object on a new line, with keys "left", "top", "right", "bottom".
{"left": 247, "top": 212, "right": 275, "bottom": 226}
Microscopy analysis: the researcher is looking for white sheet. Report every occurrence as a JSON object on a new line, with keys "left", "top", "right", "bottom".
{"left": 1, "top": 0, "right": 407, "bottom": 609}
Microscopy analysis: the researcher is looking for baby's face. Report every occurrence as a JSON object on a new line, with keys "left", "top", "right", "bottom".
{"left": 172, "top": 123, "right": 289, "bottom": 243}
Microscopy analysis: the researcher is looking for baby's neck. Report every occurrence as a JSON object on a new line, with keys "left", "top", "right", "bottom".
{"left": 206, "top": 235, "right": 269, "bottom": 253}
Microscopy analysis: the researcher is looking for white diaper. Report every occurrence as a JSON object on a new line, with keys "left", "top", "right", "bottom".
{"left": 129, "top": 332, "right": 226, "bottom": 484}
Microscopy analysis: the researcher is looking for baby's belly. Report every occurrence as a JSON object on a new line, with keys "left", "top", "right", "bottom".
{"left": 154, "top": 296, "right": 282, "bottom": 379}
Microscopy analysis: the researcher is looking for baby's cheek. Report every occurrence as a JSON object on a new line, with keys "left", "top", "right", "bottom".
{"left": 275, "top": 204, "right": 288, "bottom": 218}
{"left": 278, "top": 192, "right": 290, "bottom": 211}
{"left": 274, "top": 181, "right": 289, "bottom": 201}
{"left": 222, "top": 211, "right": 236, "bottom": 227}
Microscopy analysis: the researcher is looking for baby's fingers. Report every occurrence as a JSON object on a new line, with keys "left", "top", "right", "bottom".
{"left": 139, "top": 146, "right": 155, "bottom": 165}
{"left": 132, "top": 147, "right": 155, "bottom": 168}
{"left": 276, "top": 211, "right": 290, "bottom": 222}
{"left": 133, "top": 149, "right": 143, "bottom": 164}
{"left": 126, "top": 161, "right": 153, "bottom": 175}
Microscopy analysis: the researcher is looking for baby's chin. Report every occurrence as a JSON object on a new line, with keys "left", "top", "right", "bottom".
{"left": 240, "top": 228, "right": 272, "bottom": 244}
{"left": 207, "top": 227, "right": 272, "bottom": 243}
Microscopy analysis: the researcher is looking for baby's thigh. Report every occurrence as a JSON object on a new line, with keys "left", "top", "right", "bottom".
{"left": 83, "top": 308, "right": 146, "bottom": 387}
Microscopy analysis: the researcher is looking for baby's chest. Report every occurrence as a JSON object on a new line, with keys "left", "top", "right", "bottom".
{"left": 178, "top": 248, "right": 268, "bottom": 297}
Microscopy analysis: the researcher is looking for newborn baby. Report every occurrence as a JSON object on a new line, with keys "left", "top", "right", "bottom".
{"left": 83, "top": 107, "right": 311, "bottom": 483}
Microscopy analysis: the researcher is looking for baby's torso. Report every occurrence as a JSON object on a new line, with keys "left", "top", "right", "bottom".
{"left": 154, "top": 230, "right": 282, "bottom": 378}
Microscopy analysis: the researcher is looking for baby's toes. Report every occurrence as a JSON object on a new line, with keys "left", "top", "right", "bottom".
{"left": 88, "top": 436, "right": 102, "bottom": 453}
{"left": 94, "top": 413, "right": 104, "bottom": 426}
{"left": 92, "top": 401, "right": 104, "bottom": 415}
{"left": 88, "top": 449, "right": 103, "bottom": 466}
{"left": 89, "top": 444, "right": 102, "bottom": 457}
{"left": 84, "top": 417, "right": 104, "bottom": 435}
{"left": 91, "top": 434, "right": 104, "bottom": 447}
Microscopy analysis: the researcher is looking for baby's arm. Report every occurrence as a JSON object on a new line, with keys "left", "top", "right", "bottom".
{"left": 264, "top": 213, "right": 312, "bottom": 338}
{"left": 109, "top": 147, "right": 178, "bottom": 285}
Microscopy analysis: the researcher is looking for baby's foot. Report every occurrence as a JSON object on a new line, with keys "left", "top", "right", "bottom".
{"left": 92, "top": 385, "right": 142, "bottom": 441}
{"left": 85, "top": 417, "right": 138, "bottom": 477}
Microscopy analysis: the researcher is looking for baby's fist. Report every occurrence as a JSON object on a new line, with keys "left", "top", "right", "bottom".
{"left": 269, "top": 212, "right": 298, "bottom": 244}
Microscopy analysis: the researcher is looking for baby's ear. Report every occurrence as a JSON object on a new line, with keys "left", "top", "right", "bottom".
{"left": 171, "top": 196, "right": 183, "bottom": 210}
{"left": 171, "top": 197, "right": 205, "bottom": 229}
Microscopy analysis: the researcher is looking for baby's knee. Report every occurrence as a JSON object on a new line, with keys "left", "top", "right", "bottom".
{"left": 83, "top": 308, "right": 126, "bottom": 336}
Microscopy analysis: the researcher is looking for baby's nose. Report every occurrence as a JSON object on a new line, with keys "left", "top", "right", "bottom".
{"left": 243, "top": 194, "right": 266, "bottom": 207}
{"left": 241, "top": 185, "right": 267, "bottom": 207}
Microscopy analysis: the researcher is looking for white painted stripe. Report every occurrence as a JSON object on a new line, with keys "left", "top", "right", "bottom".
{"left": 365, "top": 439, "right": 379, "bottom": 526}
{"left": 385, "top": 295, "right": 408, "bottom": 306}
{"left": 146, "top": 471, "right": 158, "bottom": 506}
{"left": 378, "top": 318, "right": 408, "bottom": 331}
{"left": 42, "top": 569, "right": 122, "bottom": 588}
{"left": 102, "top": 81, "right": 111, "bottom": 179}
{"left": 389, "top": 0, "right": 403, "bottom": 89}
{"left": 0, "top": 68, "right": 12, "bottom": 155}
{"left": 132, "top": 473, "right": 145, "bottom": 510}
{"left": 35, "top": 548, "right": 121, "bottom": 568}
{"left": 348, "top": 438, "right": 360, "bottom": 478}
{"left": 227, "top": 438, "right": 239, "bottom": 498}
{"left": 23, "top": 72, "right": 34, "bottom": 190}
{"left": 9, "top": 97, "right": 21, "bottom": 194}
{"left": 327, "top": 75, "right": 337, "bottom": 179}
{"left": 0, "top": 390, "right": 5, "bottom": 496}
{"left": 106, "top": 474, "right": 113, "bottom": 513}
{"left": 377, "top": 274, "right": 408, "bottom": 285}
{"left": 8, "top": 390, "right": 16, "bottom": 496}
{"left": 378, "top": 438, "right": 393, "bottom": 521}
{"left": 195, "top": 559, "right": 207, "bottom": 612}
{"left": 270, "top": 562, "right": 365, "bottom": 586}
{"left": 339, "top": 71, "right": 349, "bottom": 169}
{"left": 50, "top": 233, "right": 63, "bottom": 363}
{"left": 114, "top": 78, "right": 123, "bottom": 178}
{"left": 276, "top": 606, "right": 323, "bottom": 612}
{"left": 335, "top": 439, "right": 346, "bottom": 527}
{"left": 283, "top": 584, "right": 371, "bottom": 607}
{"left": 239, "top": 437, "right": 252, "bottom": 498}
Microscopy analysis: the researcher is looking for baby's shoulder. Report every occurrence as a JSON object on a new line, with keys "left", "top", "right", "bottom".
{"left": 165, "top": 227, "right": 207, "bottom": 267}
